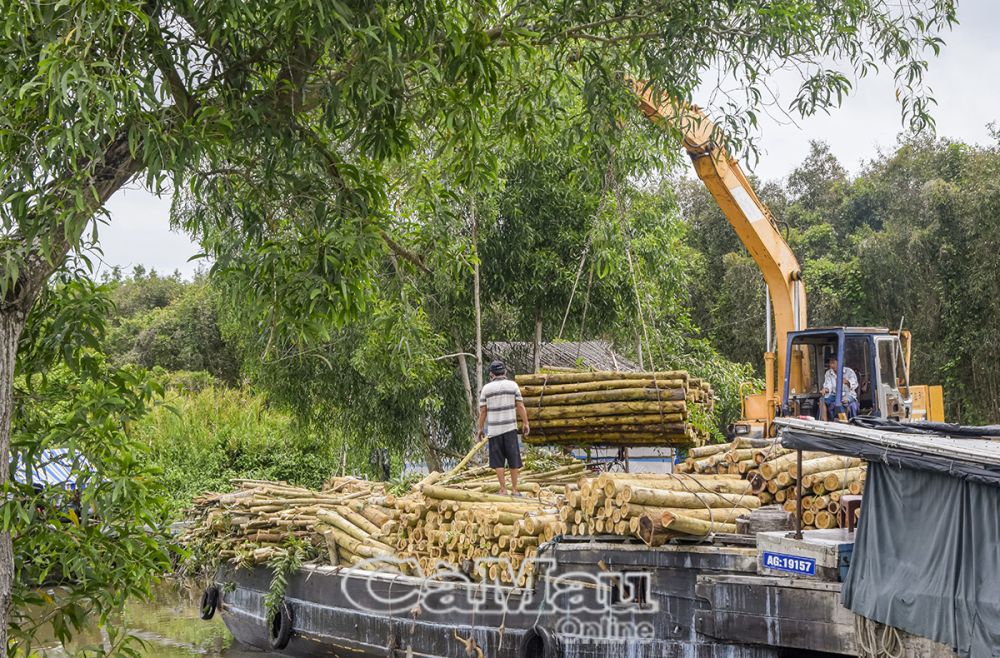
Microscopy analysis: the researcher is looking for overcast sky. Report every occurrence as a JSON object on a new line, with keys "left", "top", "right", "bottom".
{"left": 98, "top": 0, "right": 999, "bottom": 279}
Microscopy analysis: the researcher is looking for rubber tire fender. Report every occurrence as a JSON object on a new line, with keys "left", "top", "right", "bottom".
{"left": 199, "top": 585, "right": 220, "bottom": 621}
{"left": 269, "top": 599, "right": 294, "bottom": 650}
{"left": 517, "top": 625, "right": 559, "bottom": 658}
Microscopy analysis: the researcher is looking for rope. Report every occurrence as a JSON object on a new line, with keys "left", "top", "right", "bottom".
{"left": 668, "top": 468, "right": 760, "bottom": 540}
{"left": 665, "top": 474, "right": 721, "bottom": 533}
{"left": 557, "top": 240, "right": 591, "bottom": 341}
{"left": 854, "top": 614, "right": 904, "bottom": 658}
{"left": 574, "top": 265, "right": 594, "bottom": 364}
{"left": 612, "top": 174, "right": 656, "bottom": 373}
{"left": 546, "top": 159, "right": 616, "bottom": 440}
{"left": 557, "top": 155, "right": 615, "bottom": 344}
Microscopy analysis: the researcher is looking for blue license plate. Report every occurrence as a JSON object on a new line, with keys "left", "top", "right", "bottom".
{"left": 762, "top": 551, "right": 816, "bottom": 576}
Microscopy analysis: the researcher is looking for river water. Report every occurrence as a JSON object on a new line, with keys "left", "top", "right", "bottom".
{"left": 33, "top": 581, "right": 274, "bottom": 658}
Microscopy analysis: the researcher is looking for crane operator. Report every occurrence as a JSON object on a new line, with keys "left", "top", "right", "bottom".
{"left": 821, "top": 356, "right": 859, "bottom": 420}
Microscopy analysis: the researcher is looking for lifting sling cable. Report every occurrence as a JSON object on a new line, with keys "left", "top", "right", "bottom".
{"left": 556, "top": 157, "right": 616, "bottom": 342}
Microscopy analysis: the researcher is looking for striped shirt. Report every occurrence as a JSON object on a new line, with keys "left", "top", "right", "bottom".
{"left": 479, "top": 378, "right": 523, "bottom": 437}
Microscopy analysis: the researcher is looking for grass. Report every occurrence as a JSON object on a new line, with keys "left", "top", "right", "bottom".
{"left": 133, "top": 386, "right": 341, "bottom": 515}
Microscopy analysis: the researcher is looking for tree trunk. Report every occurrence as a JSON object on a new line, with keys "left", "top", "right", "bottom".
{"left": 532, "top": 310, "right": 542, "bottom": 373}
{"left": 0, "top": 310, "right": 26, "bottom": 656}
{"left": 470, "top": 201, "right": 483, "bottom": 394}
{"left": 452, "top": 330, "right": 475, "bottom": 419}
{"left": 421, "top": 423, "right": 443, "bottom": 472}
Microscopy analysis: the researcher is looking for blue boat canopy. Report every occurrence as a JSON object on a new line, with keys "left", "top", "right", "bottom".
{"left": 12, "top": 448, "right": 90, "bottom": 490}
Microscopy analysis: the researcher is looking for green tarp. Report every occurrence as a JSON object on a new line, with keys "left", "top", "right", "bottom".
{"left": 841, "top": 462, "right": 1000, "bottom": 657}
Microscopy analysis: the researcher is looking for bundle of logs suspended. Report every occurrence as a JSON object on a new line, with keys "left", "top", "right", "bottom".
{"left": 515, "top": 370, "right": 716, "bottom": 448}
{"left": 674, "top": 439, "right": 866, "bottom": 530}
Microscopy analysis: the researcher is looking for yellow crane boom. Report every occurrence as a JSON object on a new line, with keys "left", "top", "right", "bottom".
{"left": 630, "top": 79, "right": 807, "bottom": 421}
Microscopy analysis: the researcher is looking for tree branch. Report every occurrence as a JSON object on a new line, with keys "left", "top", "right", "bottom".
{"left": 147, "top": 3, "right": 196, "bottom": 116}
{"left": 380, "top": 232, "right": 433, "bottom": 276}
{"left": 10, "top": 133, "right": 143, "bottom": 315}
{"left": 274, "top": 41, "right": 323, "bottom": 115}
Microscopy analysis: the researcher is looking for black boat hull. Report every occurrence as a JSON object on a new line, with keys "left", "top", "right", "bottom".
{"left": 217, "top": 539, "right": 784, "bottom": 657}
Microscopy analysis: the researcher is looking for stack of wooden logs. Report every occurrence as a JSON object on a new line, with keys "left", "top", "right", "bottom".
{"left": 560, "top": 472, "right": 761, "bottom": 545}
{"left": 180, "top": 445, "right": 588, "bottom": 579}
{"left": 179, "top": 478, "right": 395, "bottom": 567}
{"left": 515, "top": 370, "right": 715, "bottom": 448}
{"left": 382, "top": 461, "right": 585, "bottom": 585}
{"left": 384, "top": 485, "right": 560, "bottom": 586}
{"left": 675, "top": 440, "right": 866, "bottom": 530}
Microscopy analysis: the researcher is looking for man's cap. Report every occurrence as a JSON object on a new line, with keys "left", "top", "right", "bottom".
{"left": 489, "top": 360, "right": 507, "bottom": 375}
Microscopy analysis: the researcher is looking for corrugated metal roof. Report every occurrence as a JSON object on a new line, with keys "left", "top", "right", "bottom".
{"left": 484, "top": 340, "right": 638, "bottom": 375}
{"left": 777, "top": 417, "right": 1000, "bottom": 466}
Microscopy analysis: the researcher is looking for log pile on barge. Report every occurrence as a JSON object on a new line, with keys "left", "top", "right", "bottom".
{"left": 178, "top": 407, "right": 866, "bottom": 575}
{"left": 516, "top": 369, "right": 715, "bottom": 447}
{"left": 676, "top": 439, "right": 866, "bottom": 529}
{"left": 380, "top": 457, "right": 584, "bottom": 585}
{"left": 179, "top": 478, "right": 393, "bottom": 566}
{"left": 179, "top": 447, "right": 786, "bottom": 578}
{"left": 561, "top": 472, "right": 760, "bottom": 544}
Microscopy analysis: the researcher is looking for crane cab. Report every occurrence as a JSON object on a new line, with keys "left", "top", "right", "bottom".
{"left": 781, "top": 327, "right": 912, "bottom": 422}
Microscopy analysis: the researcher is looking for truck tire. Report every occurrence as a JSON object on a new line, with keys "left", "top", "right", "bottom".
{"left": 517, "top": 625, "right": 559, "bottom": 658}
{"left": 199, "top": 586, "right": 220, "bottom": 620}
{"left": 269, "top": 599, "right": 294, "bottom": 650}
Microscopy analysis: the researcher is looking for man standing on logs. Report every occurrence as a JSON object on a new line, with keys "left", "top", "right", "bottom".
{"left": 478, "top": 361, "right": 530, "bottom": 496}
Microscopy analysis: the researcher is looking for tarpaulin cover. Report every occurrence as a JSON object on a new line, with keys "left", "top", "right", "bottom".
{"left": 781, "top": 429, "right": 1000, "bottom": 486}
{"left": 841, "top": 462, "right": 1000, "bottom": 657}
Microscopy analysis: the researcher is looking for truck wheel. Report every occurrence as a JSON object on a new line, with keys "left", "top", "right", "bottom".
{"left": 199, "top": 586, "right": 220, "bottom": 620}
{"left": 269, "top": 599, "right": 294, "bottom": 650}
{"left": 517, "top": 625, "right": 559, "bottom": 658}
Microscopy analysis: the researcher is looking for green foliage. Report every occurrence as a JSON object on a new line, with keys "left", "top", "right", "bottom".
{"left": 8, "top": 277, "right": 174, "bottom": 656}
{"left": 105, "top": 272, "right": 240, "bottom": 385}
{"left": 103, "top": 267, "right": 186, "bottom": 318}
{"left": 0, "top": 2, "right": 963, "bottom": 652}
{"left": 132, "top": 386, "right": 342, "bottom": 514}
{"left": 387, "top": 472, "right": 425, "bottom": 497}
{"left": 262, "top": 540, "right": 313, "bottom": 625}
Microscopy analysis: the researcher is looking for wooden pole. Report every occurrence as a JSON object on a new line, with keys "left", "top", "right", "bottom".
{"left": 453, "top": 330, "right": 475, "bottom": 418}
{"left": 524, "top": 400, "right": 687, "bottom": 419}
{"left": 445, "top": 437, "right": 488, "bottom": 479}
{"left": 471, "top": 199, "right": 482, "bottom": 392}
{"left": 794, "top": 449, "right": 803, "bottom": 540}
{"left": 515, "top": 371, "right": 690, "bottom": 386}
{"left": 520, "top": 379, "right": 686, "bottom": 396}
